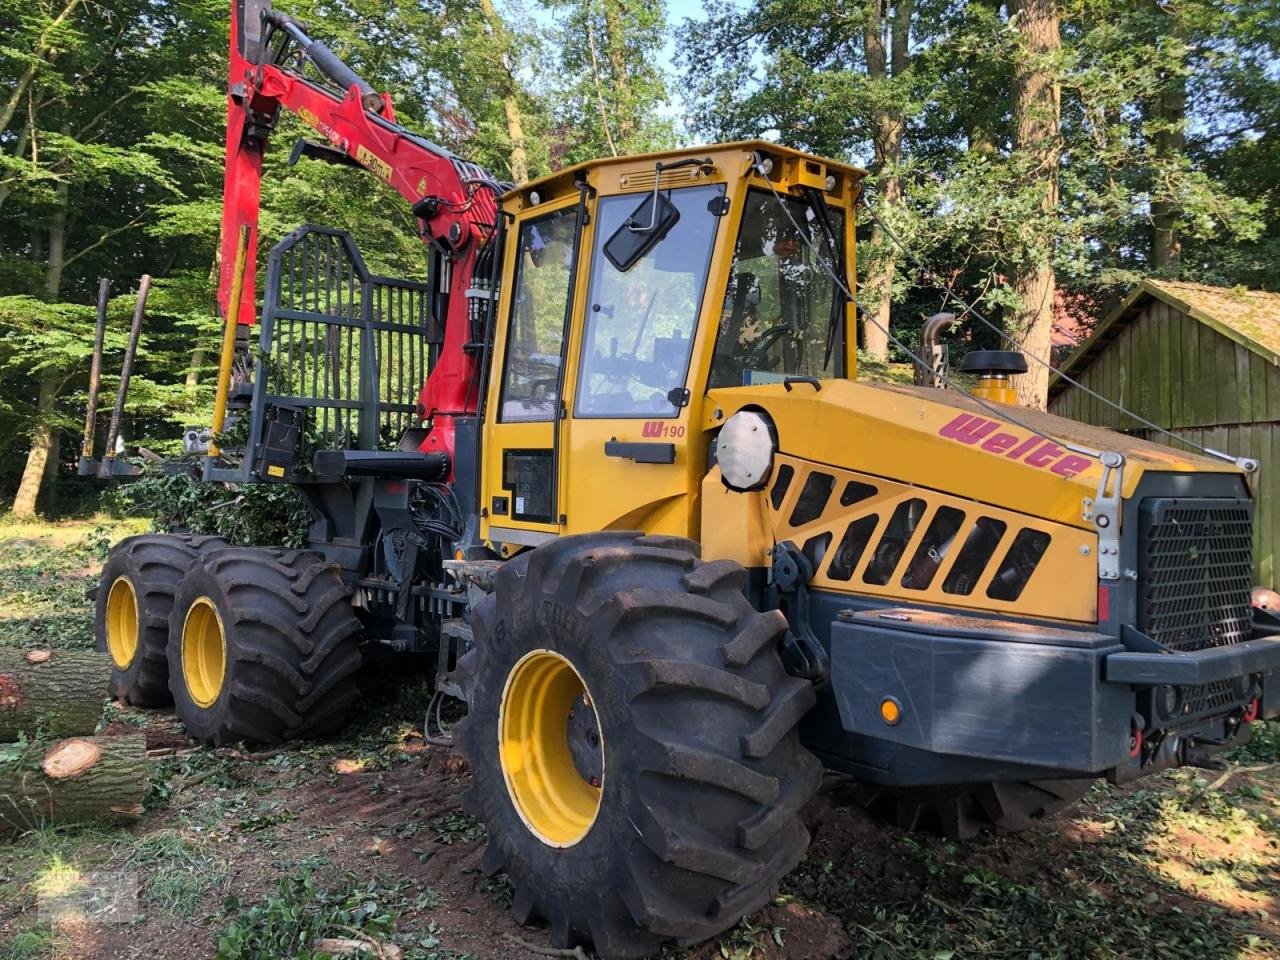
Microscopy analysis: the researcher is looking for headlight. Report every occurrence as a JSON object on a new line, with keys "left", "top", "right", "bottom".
{"left": 717, "top": 410, "right": 776, "bottom": 491}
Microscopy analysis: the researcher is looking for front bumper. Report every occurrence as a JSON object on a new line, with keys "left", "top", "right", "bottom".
{"left": 826, "top": 607, "right": 1280, "bottom": 783}
{"left": 1105, "top": 634, "right": 1280, "bottom": 686}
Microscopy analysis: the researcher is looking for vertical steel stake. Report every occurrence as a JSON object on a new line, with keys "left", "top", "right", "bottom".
{"left": 79, "top": 278, "right": 110, "bottom": 472}
{"left": 99, "top": 275, "right": 151, "bottom": 477}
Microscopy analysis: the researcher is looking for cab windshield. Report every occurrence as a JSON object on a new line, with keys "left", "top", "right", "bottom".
{"left": 576, "top": 184, "right": 724, "bottom": 418}
{"left": 709, "top": 190, "right": 846, "bottom": 388}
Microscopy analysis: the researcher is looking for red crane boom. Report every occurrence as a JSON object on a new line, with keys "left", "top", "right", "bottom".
{"left": 218, "top": 0, "right": 502, "bottom": 462}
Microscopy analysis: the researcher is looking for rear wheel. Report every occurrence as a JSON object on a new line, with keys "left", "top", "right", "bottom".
{"left": 94, "top": 534, "right": 227, "bottom": 707}
{"left": 168, "top": 547, "right": 363, "bottom": 745}
{"left": 853, "top": 778, "right": 1093, "bottom": 840}
{"left": 455, "top": 532, "right": 821, "bottom": 959}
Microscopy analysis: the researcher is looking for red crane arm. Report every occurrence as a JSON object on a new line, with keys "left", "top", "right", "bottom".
{"left": 218, "top": 0, "right": 502, "bottom": 462}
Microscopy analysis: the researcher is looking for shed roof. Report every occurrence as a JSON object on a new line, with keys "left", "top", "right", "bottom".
{"left": 1050, "top": 280, "right": 1280, "bottom": 398}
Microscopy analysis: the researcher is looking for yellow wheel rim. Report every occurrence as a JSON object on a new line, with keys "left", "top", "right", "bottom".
{"left": 105, "top": 576, "right": 139, "bottom": 669}
{"left": 181, "top": 597, "right": 226, "bottom": 708}
{"left": 499, "top": 650, "right": 604, "bottom": 848}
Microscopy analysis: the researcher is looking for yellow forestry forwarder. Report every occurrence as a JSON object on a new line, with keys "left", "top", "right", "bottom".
{"left": 88, "top": 1, "right": 1280, "bottom": 955}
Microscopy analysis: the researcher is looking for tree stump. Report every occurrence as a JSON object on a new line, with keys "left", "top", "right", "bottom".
{"left": 0, "top": 648, "right": 110, "bottom": 741}
{"left": 0, "top": 734, "right": 147, "bottom": 835}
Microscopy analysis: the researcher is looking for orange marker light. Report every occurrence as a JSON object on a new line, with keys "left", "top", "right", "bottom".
{"left": 880, "top": 698, "right": 902, "bottom": 725}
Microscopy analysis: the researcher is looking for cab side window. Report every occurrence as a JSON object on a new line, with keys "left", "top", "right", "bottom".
{"left": 709, "top": 190, "right": 845, "bottom": 389}
{"left": 499, "top": 208, "right": 577, "bottom": 422}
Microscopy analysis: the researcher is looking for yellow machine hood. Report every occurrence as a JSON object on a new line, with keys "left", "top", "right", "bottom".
{"left": 706, "top": 379, "right": 1244, "bottom": 531}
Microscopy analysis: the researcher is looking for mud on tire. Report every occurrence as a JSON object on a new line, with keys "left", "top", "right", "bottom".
{"left": 854, "top": 778, "right": 1093, "bottom": 841}
{"left": 168, "top": 547, "right": 363, "bottom": 746}
{"left": 454, "top": 532, "right": 822, "bottom": 959}
{"left": 95, "top": 534, "right": 227, "bottom": 707}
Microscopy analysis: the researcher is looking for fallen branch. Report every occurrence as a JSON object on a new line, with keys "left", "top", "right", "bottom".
{"left": 215, "top": 747, "right": 287, "bottom": 762}
{"left": 1206, "top": 762, "right": 1278, "bottom": 792}
{"left": 321, "top": 924, "right": 402, "bottom": 959}
{"left": 174, "top": 768, "right": 220, "bottom": 792}
{"left": 503, "top": 932, "right": 591, "bottom": 959}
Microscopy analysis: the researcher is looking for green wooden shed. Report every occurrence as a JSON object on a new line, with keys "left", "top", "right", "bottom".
{"left": 1048, "top": 280, "right": 1280, "bottom": 590}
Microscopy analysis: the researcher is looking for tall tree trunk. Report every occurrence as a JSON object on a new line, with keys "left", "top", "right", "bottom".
{"left": 12, "top": 371, "right": 58, "bottom": 518}
{"left": 476, "top": 0, "right": 529, "bottom": 182}
{"left": 585, "top": 18, "right": 618, "bottom": 156}
{"left": 0, "top": 0, "right": 83, "bottom": 134}
{"left": 1149, "top": 5, "right": 1185, "bottom": 270}
{"left": 965, "top": 0, "right": 1003, "bottom": 155}
{"left": 1008, "top": 0, "right": 1060, "bottom": 410}
{"left": 600, "top": 0, "right": 636, "bottom": 146}
{"left": 501, "top": 95, "right": 529, "bottom": 183}
{"left": 185, "top": 345, "right": 205, "bottom": 397}
{"left": 861, "top": 2, "right": 911, "bottom": 362}
{"left": 43, "top": 171, "right": 68, "bottom": 300}
{"left": 13, "top": 168, "right": 69, "bottom": 518}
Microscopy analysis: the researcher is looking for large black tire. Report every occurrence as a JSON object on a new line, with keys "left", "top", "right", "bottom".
{"left": 167, "top": 547, "right": 363, "bottom": 746}
{"left": 455, "top": 532, "right": 822, "bottom": 959}
{"left": 94, "top": 534, "right": 227, "bottom": 707}
{"left": 853, "top": 778, "right": 1093, "bottom": 840}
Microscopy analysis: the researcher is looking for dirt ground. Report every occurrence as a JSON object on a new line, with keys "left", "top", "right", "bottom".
{"left": 1, "top": 521, "right": 1278, "bottom": 960}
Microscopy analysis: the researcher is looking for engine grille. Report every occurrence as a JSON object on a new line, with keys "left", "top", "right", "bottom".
{"left": 1138, "top": 498, "right": 1253, "bottom": 716}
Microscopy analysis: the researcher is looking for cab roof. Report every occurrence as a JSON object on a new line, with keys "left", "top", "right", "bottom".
{"left": 503, "top": 140, "right": 868, "bottom": 209}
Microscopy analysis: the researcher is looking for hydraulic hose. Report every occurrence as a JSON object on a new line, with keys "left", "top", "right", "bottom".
{"left": 263, "top": 10, "right": 384, "bottom": 113}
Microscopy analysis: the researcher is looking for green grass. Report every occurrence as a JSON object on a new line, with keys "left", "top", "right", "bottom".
{"left": 0, "top": 517, "right": 146, "bottom": 650}
{"left": 5, "top": 927, "right": 55, "bottom": 960}
{"left": 127, "top": 829, "right": 224, "bottom": 916}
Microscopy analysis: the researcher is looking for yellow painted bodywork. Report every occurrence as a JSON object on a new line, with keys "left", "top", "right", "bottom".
{"left": 972, "top": 377, "right": 1017, "bottom": 406}
{"left": 707, "top": 380, "right": 1237, "bottom": 528}
{"left": 105, "top": 576, "right": 139, "bottom": 669}
{"left": 480, "top": 142, "right": 861, "bottom": 548}
{"left": 182, "top": 597, "right": 226, "bottom": 708}
{"left": 478, "top": 139, "right": 1246, "bottom": 624}
{"left": 499, "top": 649, "right": 603, "bottom": 848}
{"left": 764, "top": 453, "right": 1096, "bottom": 622}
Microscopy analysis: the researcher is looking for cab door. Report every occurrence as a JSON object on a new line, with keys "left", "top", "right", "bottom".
{"left": 480, "top": 199, "right": 580, "bottom": 553}
{"left": 559, "top": 181, "right": 729, "bottom": 537}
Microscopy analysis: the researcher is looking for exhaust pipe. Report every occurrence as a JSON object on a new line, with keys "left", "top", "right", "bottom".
{"left": 913, "top": 312, "right": 955, "bottom": 388}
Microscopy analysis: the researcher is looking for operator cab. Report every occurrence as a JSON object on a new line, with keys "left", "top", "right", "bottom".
{"left": 481, "top": 142, "right": 865, "bottom": 553}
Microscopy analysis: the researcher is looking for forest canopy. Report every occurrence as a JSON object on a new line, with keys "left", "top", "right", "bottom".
{"left": 0, "top": 0, "right": 1275, "bottom": 513}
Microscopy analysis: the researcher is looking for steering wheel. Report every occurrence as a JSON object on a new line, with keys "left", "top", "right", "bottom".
{"left": 741, "top": 322, "right": 796, "bottom": 371}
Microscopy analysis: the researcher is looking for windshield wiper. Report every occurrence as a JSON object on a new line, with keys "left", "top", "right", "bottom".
{"left": 801, "top": 187, "right": 846, "bottom": 370}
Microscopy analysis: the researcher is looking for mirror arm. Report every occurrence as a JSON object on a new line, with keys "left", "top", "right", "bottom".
{"left": 629, "top": 157, "right": 714, "bottom": 234}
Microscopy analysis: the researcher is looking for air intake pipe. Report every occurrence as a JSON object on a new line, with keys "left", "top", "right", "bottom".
{"left": 959, "top": 350, "right": 1029, "bottom": 405}
{"left": 915, "top": 311, "right": 1029, "bottom": 406}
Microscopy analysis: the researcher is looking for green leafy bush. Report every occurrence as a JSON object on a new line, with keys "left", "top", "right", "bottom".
{"left": 107, "top": 469, "right": 310, "bottom": 548}
{"left": 216, "top": 874, "right": 395, "bottom": 960}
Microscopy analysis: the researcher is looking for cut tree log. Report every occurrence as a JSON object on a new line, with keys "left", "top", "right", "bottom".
{"left": 0, "top": 734, "right": 146, "bottom": 835}
{"left": 0, "top": 648, "right": 110, "bottom": 741}
{"left": 312, "top": 937, "right": 402, "bottom": 959}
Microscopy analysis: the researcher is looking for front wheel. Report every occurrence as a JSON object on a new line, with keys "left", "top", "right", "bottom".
{"left": 455, "top": 532, "right": 822, "bottom": 959}
{"left": 167, "top": 547, "right": 363, "bottom": 746}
